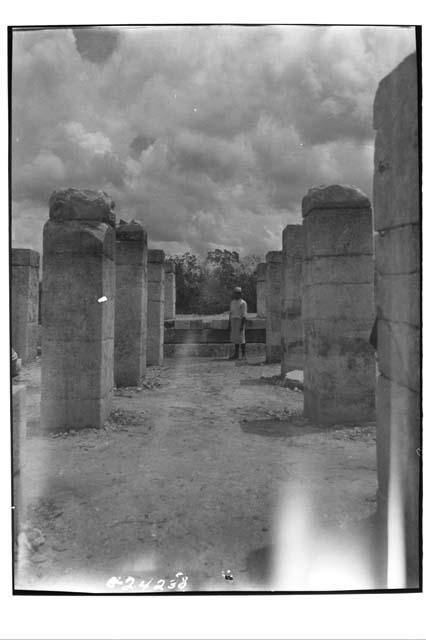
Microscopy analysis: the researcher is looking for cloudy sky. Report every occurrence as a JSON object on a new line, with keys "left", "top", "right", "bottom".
{"left": 11, "top": 25, "right": 415, "bottom": 257}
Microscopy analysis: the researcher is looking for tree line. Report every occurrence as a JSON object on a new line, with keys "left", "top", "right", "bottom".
{"left": 170, "top": 249, "right": 260, "bottom": 315}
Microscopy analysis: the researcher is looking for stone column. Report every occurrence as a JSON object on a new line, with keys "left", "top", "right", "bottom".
{"left": 164, "top": 259, "right": 176, "bottom": 320}
{"left": 12, "top": 384, "right": 26, "bottom": 539}
{"left": 147, "top": 249, "right": 165, "bottom": 366}
{"left": 373, "top": 53, "right": 420, "bottom": 588}
{"left": 11, "top": 249, "right": 40, "bottom": 363}
{"left": 256, "top": 263, "right": 266, "bottom": 318}
{"left": 41, "top": 188, "right": 116, "bottom": 432}
{"left": 265, "top": 251, "right": 282, "bottom": 363}
{"left": 114, "top": 220, "right": 148, "bottom": 387}
{"left": 302, "top": 184, "right": 375, "bottom": 424}
{"left": 281, "top": 224, "right": 304, "bottom": 375}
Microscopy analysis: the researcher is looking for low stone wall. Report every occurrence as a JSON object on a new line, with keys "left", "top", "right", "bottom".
{"left": 164, "top": 317, "right": 265, "bottom": 343}
{"left": 164, "top": 343, "right": 265, "bottom": 358}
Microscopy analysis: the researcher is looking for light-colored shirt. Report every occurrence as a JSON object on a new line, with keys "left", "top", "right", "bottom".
{"left": 230, "top": 298, "right": 247, "bottom": 319}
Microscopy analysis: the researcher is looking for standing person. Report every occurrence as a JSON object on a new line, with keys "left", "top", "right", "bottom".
{"left": 228, "top": 286, "right": 247, "bottom": 360}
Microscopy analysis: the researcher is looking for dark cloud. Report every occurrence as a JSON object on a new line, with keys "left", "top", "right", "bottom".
{"left": 130, "top": 134, "right": 156, "bottom": 158}
{"left": 11, "top": 25, "right": 415, "bottom": 257}
{"left": 72, "top": 27, "right": 120, "bottom": 63}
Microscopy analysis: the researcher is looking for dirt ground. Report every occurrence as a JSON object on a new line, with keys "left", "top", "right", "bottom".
{"left": 13, "top": 356, "right": 380, "bottom": 593}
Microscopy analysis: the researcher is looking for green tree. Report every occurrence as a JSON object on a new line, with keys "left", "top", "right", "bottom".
{"left": 170, "top": 249, "right": 261, "bottom": 315}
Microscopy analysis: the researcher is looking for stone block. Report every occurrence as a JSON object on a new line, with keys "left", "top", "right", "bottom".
{"left": 302, "top": 184, "right": 371, "bottom": 217}
{"left": 302, "top": 186, "right": 375, "bottom": 423}
{"left": 304, "top": 254, "right": 373, "bottom": 286}
{"left": 304, "top": 208, "right": 373, "bottom": 259}
{"left": 376, "top": 374, "right": 420, "bottom": 586}
{"left": 174, "top": 319, "right": 191, "bottom": 330}
{"left": 373, "top": 52, "right": 420, "bottom": 588}
{"left": 41, "top": 190, "right": 115, "bottom": 432}
{"left": 11, "top": 248, "right": 40, "bottom": 267}
{"left": 375, "top": 224, "right": 420, "bottom": 276}
{"left": 164, "top": 262, "right": 176, "bottom": 320}
{"left": 265, "top": 251, "right": 282, "bottom": 363}
{"left": 373, "top": 54, "right": 419, "bottom": 231}
{"left": 11, "top": 248, "right": 40, "bottom": 363}
{"left": 49, "top": 188, "right": 116, "bottom": 226}
{"left": 303, "top": 283, "right": 374, "bottom": 322}
{"left": 164, "top": 342, "right": 266, "bottom": 358}
{"left": 147, "top": 253, "right": 165, "bottom": 366}
{"left": 256, "top": 262, "right": 267, "bottom": 317}
{"left": 376, "top": 272, "right": 419, "bottom": 328}
{"left": 12, "top": 384, "right": 26, "bottom": 476}
{"left": 114, "top": 221, "right": 148, "bottom": 387}
{"left": 281, "top": 225, "right": 304, "bottom": 374}
{"left": 377, "top": 319, "right": 420, "bottom": 392}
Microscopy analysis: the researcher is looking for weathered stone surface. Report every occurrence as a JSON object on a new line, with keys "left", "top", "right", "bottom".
{"left": 164, "top": 343, "right": 265, "bottom": 358}
{"left": 147, "top": 249, "right": 165, "bottom": 264}
{"left": 256, "top": 262, "right": 267, "bottom": 318}
{"left": 304, "top": 208, "right": 373, "bottom": 258}
{"left": 302, "top": 187, "right": 375, "bottom": 424}
{"left": 303, "top": 283, "right": 374, "bottom": 321}
{"left": 11, "top": 248, "right": 40, "bottom": 363}
{"left": 281, "top": 225, "right": 304, "bottom": 375}
{"left": 41, "top": 197, "right": 115, "bottom": 432}
{"left": 147, "top": 250, "right": 165, "bottom": 366}
{"left": 376, "top": 272, "right": 420, "bottom": 328}
{"left": 164, "top": 260, "right": 176, "bottom": 320}
{"left": 114, "top": 221, "right": 148, "bottom": 387}
{"left": 304, "top": 255, "right": 373, "bottom": 285}
{"left": 12, "top": 384, "right": 26, "bottom": 476}
{"left": 12, "top": 384, "right": 26, "bottom": 538}
{"left": 302, "top": 184, "right": 371, "bottom": 217}
{"left": 377, "top": 320, "right": 420, "bottom": 393}
{"left": 376, "top": 374, "right": 420, "bottom": 586}
{"left": 164, "top": 327, "right": 265, "bottom": 344}
{"left": 116, "top": 220, "right": 147, "bottom": 242}
{"left": 265, "top": 251, "right": 282, "bottom": 363}
{"left": 373, "top": 53, "right": 420, "bottom": 587}
{"left": 373, "top": 54, "right": 419, "bottom": 231}
{"left": 49, "top": 188, "right": 116, "bottom": 227}
{"left": 375, "top": 224, "right": 420, "bottom": 275}
{"left": 12, "top": 249, "right": 40, "bottom": 267}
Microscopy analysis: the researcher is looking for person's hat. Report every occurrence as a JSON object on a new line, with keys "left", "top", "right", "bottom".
{"left": 233, "top": 286, "right": 242, "bottom": 293}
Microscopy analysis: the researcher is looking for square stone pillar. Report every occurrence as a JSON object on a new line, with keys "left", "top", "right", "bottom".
{"left": 114, "top": 220, "right": 148, "bottom": 387}
{"left": 281, "top": 225, "right": 304, "bottom": 375}
{"left": 41, "top": 188, "right": 116, "bottom": 432}
{"left": 302, "top": 184, "right": 375, "bottom": 424}
{"left": 373, "top": 53, "right": 420, "bottom": 588}
{"left": 256, "top": 262, "right": 266, "bottom": 318}
{"left": 12, "top": 384, "right": 26, "bottom": 539}
{"left": 164, "top": 259, "right": 176, "bottom": 320}
{"left": 265, "top": 251, "right": 282, "bottom": 363}
{"left": 11, "top": 249, "right": 40, "bottom": 363}
{"left": 147, "top": 249, "right": 165, "bottom": 366}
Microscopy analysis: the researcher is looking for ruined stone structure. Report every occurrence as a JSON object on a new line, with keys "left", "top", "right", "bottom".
{"left": 302, "top": 184, "right": 375, "bottom": 424}
{"left": 114, "top": 220, "right": 148, "bottom": 387}
{"left": 164, "top": 316, "right": 265, "bottom": 358}
{"left": 41, "top": 189, "right": 116, "bottom": 432}
{"left": 373, "top": 53, "right": 420, "bottom": 588}
{"left": 147, "top": 249, "right": 165, "bottom": 366}
{"left": 265, "top": 251, "right": 282, "bottom": 363}
{"left": 256, "top": 263, "right": 267, "bottom": 318}
{"left": 12, "top": 383, "right": 26, "bottom": 539}
{"left": 164, "top": 260, "right": 176, "bottom": 320}
{"left": 11, "top": 249, "right": 40, "bottom": 363}
{"left": 281, "top": 225, "right": 304, "bottom": 375}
